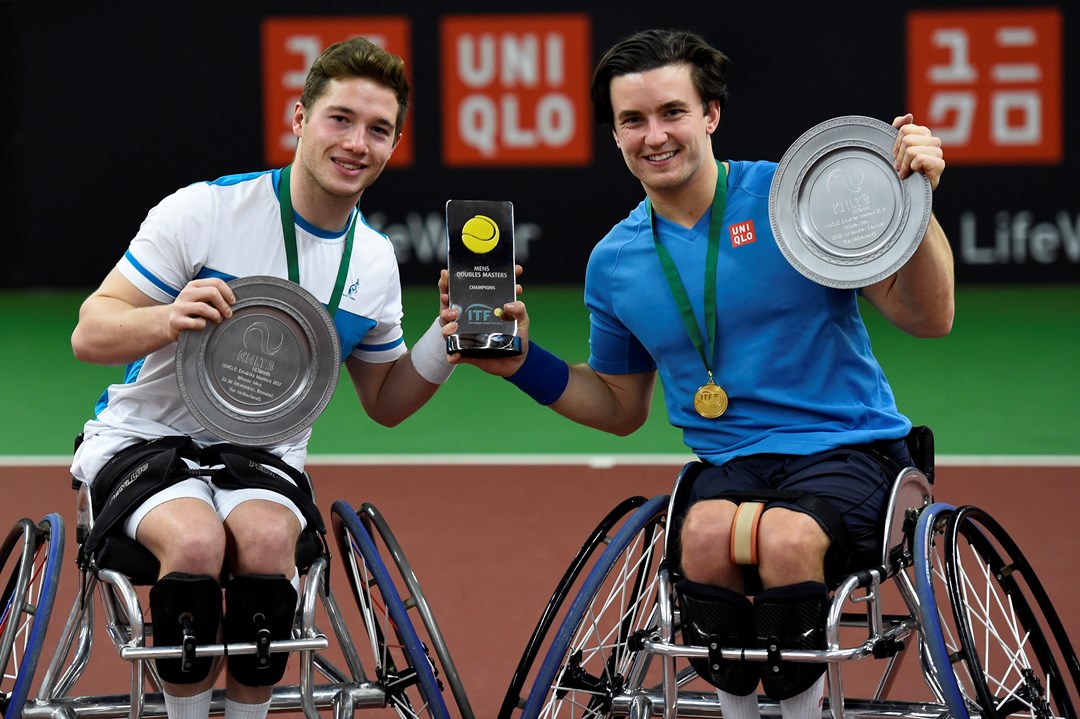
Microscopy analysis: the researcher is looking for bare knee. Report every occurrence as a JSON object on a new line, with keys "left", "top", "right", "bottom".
{"left": 168, "top": 530, "right": 228, "bottom": 575}
{"left": 757, "top": 509, "right": 830, "bottom": 587}
{"left": 137, "top": 501, "right": 226, "bottom": 576}
{"left": 679, "top": 500, "right": 741, "bottom": 587}
{"left": 225, "top": 501, "right": 301, "bottom": 576}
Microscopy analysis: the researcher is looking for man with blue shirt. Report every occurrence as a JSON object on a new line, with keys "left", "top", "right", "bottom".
{"left": 71, "top": 38, "right": 454, "bottom": 719}
{"left": 444, "top": 28, "right": 953, "bottom": 719}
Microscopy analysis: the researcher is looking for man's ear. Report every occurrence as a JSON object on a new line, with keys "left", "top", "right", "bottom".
{"left": 292, "top": 102, "right": 306, "bottom": 137}
{"left": 705, "top": 99, "right": 721, "bottom": 135}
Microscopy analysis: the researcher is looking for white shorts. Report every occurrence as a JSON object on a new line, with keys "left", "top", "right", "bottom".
{"left": 123, "top": 476, "right": 308, "bottom": 541}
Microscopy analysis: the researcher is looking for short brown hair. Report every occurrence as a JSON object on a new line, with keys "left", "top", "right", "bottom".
{"left": 300, "top": 37, "right": 410, "bottom": 136}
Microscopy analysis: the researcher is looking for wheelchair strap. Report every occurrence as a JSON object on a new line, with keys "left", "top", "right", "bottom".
{"left": 201, "top": 444, "right": 326, "bottom": 536}
{"left": 80, "top": 438, "right": 327, "bottom": 565}
{"left": 714, "top": 489, "right": 855, "bottom": 560}
{"left": 81, "top": 436, "right": 202, "bottom": 563}
{"left": 730, "top": 501, "right": 765, "bottom": 565}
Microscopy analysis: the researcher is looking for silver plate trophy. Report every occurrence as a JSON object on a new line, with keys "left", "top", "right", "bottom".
{"left": 769, "top": 115, "right": 933, "bottom": 289}
{"left": 445, "top": 199, "right": 522, "bottom": 357}
{"left": 176, "top": 276, "right": 340, "bottom": 446}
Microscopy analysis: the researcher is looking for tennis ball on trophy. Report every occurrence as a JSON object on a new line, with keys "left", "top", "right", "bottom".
{"left": 461, "top": 215, "right": 500, "bottom": 254}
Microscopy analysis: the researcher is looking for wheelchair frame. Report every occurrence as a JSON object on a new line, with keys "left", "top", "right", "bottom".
{"left": 0, "top": 497, "right": 472, "bottom": 719}
{"left": 499, "top": 463, "right": 1080, "bottom": 719}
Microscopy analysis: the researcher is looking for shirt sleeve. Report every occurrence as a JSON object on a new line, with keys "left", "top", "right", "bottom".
{"left": 116, "top": 184, "right": 213, "bottom": 302}
{"left": 585, "top": 241, "right": 656, "bottom": 376}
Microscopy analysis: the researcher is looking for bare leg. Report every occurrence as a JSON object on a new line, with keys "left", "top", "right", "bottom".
{"left": 222, "top": 499, "right": 301, "bottom": 706}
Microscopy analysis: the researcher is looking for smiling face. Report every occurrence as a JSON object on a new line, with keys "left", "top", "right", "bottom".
{"left": 609, "top": 63, "right": 721, "bottom": 200}
{"left": 291, "top": 76, "right": 401, "bottom": 228}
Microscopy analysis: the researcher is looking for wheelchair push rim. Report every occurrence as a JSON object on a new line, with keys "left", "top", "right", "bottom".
{"left": 499, "top": 496, "right": 650, "bottom": 719}
{"left": 0, "top": 514, "right": 64, "bottom": 719}
{"left": 522, "top": 495, "right": 669, "bottom": 719}
{"left": 358, "top": 501, "right": 474, "bottom": 719}
{"left": 330, "top": 500, "right": 450, "bottom": 719}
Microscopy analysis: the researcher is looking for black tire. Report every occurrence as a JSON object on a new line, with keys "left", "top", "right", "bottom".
{"left": 0, "top": 514, "right": 64, "bottom": 718}
{"left": 330, "top": 500, "right": 449, "bottom": 719}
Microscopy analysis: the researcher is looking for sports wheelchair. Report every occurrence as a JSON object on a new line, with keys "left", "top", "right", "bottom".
{"left": 499, "top": 432, "right": 1080, "bottom": 719}
{"left": 0, "top": 486, "right": 473, "bottom": 719}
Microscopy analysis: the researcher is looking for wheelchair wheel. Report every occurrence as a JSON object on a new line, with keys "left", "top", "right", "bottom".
{"left": 944, "top": 505, "right": 1079, "bottom": 719}
{"left": 499, "top": 496, "right": 649, "bottom": 719}
{"left": 522, "top": 495, "right": 669, "bottom": 719}
{"left": 0, "top": 514, "right": 64, "bottom": 719}
{"left": 330, "top": 500, "right": 450, "bottom": 719}
{"left": 358, "top": 502, "right": 473, "bottom": 719}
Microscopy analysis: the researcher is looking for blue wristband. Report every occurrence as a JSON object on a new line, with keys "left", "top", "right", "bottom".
{"left": 505, "top": 341, "right": 569, "bottom": 405}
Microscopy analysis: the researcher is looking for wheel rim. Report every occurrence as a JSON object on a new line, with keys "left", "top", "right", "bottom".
{"left": 945, "top": 506, "right": 1079, "bottom": 719}
{"left": 0, "top": 515, "right": 64, "bottom": 714}
{"left": 359, "top": 502, "right": 474, "bottom": 719}
{"left": 331, "top": 501, "right": 449, "bottom": 719}
{"left": 500, "top": 496, "right": 649, "bottom": 719}
{"left": 526, "top": 496, "right": 669, "bottom": 719}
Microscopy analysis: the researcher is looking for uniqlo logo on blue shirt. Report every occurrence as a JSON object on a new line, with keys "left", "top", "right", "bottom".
{"left": 730, "top": 220, "right": 757, "bottom": 247}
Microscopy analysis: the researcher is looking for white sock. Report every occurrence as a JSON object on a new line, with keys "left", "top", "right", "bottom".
{"left": 163, "top": 688, "right": 213, "bottom": 719}
{"left": 224, "top": 698, "right": 271, "bottom": 719}
{"left": 779, "top": 674, "right": 825, "bottom": 719}
{"left": 717, "top": 689, "right": 761, "bottom": 719}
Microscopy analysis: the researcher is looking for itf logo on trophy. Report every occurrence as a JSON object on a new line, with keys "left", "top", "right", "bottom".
{"left": 445, "top": 200, "right": 522, "bottom": 356}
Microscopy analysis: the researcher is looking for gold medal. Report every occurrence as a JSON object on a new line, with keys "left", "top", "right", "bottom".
{"left": 694, "top": 376, "right": 728, "bottom": 418}
{"left": 650, "top": 162, "right": 731, "bottom": 421}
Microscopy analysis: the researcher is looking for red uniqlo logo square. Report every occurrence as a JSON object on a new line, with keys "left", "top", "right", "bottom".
{"left": 440, "top": 14, "right": 592, "bottom": 167}
{"left": 907, "top": 9, "right": 1062, "bottom": 165}
{"left": 730, "top": 220, "right": 757, "bottom": 248}
{"left": 262, "top": 17, "right": 413, "bottom": 168}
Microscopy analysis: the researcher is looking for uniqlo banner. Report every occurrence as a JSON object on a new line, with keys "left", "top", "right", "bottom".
{"left": 907, "top": 8, "right": 1063, "bottom": 165}
{"left": 440, "top": 14, "right": 592, "bottom": 167}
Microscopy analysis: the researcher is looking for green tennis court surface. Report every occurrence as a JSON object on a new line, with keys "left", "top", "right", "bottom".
{"left": 2, "top": 285, "right": 1078, "bottom": 458}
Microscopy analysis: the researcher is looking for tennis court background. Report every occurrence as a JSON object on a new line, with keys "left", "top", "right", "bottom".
{"left": 2, "top": 284, "right": 1078, "bottom": 459}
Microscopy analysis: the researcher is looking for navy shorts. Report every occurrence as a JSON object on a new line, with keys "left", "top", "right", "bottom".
{"left": 683, "top": 439, "right": 912, "bottom": 580}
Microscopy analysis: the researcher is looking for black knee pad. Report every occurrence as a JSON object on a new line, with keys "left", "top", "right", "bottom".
{"left": 676, "top": 579, "right": 759, "bottom": 695}
{"left": 754, "top": 581, "right": 829, "bottom": 700}
{"left": 149, "top": 572, "right": 222, "bottom": 684}
{"left": 224, "top": 574, "right": 297, "bottom": 687}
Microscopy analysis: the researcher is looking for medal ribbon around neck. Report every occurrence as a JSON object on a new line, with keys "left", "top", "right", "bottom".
{"left": 278, "top": 164, "right": 355, "bottom": 319}
{"left": 647, "top": 160, "right": 730, "bottom": 418}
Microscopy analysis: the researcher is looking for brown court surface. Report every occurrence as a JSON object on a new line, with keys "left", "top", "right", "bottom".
{"left": 2, "top": 462, "right": 1078, "bottom": 717}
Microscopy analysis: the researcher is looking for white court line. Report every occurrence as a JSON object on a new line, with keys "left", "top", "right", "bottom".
{"left": 3, "top": 454, "right": 1080, "bottom": 469}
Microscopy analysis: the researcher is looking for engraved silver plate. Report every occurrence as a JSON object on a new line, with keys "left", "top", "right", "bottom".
{"left": 175, "top": 276, "right": 340, "bottom": 446}
{"left": 769, "top": 115, "right": 932, "bottom": 289}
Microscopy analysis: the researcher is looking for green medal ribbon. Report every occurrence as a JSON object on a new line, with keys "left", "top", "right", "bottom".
{"left": 647, "top": 160, "right": 729, "bottom": 417}
{"left": 277, "top": 164, "right": 356, "bottom": 318}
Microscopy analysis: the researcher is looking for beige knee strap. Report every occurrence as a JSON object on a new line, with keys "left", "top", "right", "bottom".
{"left": 730, "top": 501, "right": 765, "bottom": 565}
